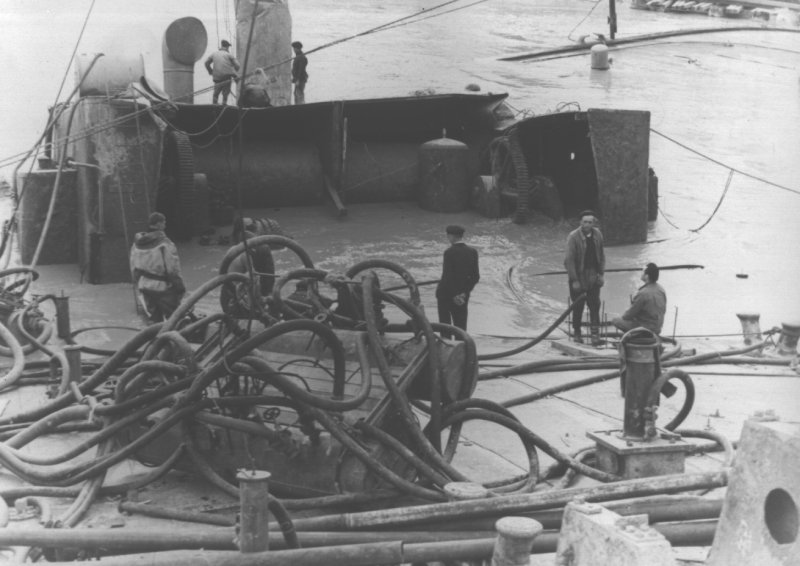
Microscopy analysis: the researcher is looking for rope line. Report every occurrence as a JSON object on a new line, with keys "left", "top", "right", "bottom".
{"left": 690, "top": 169, "right": 734, "bottom": 233}
{"left": 651, "top": 128, "right": 800, "bottom": 196}
{"left": 566, "top": 0, "right": 604, "bottom": 42}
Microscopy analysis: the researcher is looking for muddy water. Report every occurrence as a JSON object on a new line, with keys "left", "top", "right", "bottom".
{"left": 286, "top": 0, "right": 800, "bottom": 339}
{"left": 2, "top": 1, "right": 799, "bottom": 340}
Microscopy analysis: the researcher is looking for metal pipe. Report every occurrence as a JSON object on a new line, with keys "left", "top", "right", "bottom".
{"left": 53, "top": 294, "right": 71, "bottom": 339}
{"left": 285, "top": 470, "right": 727, "bottom": 531}
{"left": 64, "top": 344, "right": 82, "bottom": 385}
{"left": 0, "top": 521, "right": 718, "bottom": 564}
{"left": 118, "top": 501, "right": 234, "bottom": 527}
{"left": 237, "top": 470, "right": 271, "bottom": 553}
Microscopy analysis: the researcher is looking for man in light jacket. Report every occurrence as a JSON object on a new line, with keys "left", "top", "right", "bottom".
{"left": 130, "top": 212, "right": 185, "bottom": 322}
{"left": 564, "top": 210, "right": 605, "bottom": 345}
{"left": 205, "top": 40, "right": 240, "bottom": 105}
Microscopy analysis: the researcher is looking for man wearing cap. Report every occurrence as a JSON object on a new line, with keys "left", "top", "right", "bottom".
{"left": 129, "top": 212, "right": 186, "bottom": 322}
{"left": 204, "top": 40, "right": 240, "bottom": 105}
{"left": 291, "top": 41, "right": 308, "bottom": 104}
{"left": 436, "top": 225, "right": 480, "bottom": 337}
{"left": 564, "top": 210, "right": 605, "bottom": 345}
{"left": 612, "top": 263, "right": 667, "bottom": 335}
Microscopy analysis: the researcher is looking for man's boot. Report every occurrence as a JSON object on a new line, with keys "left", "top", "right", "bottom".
{"left": 573, "top": 328, "right": 584, "bottom": 344}
{"left": 590, "top": 326, "right": 602, "bottom": 347}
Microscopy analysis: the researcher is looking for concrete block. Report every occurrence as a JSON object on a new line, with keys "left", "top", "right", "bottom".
{"left": 707, "top": 419, "right": 800, "bottom": 565}
{"left": 555, "top": 500, "right": 676, "bottom": 566}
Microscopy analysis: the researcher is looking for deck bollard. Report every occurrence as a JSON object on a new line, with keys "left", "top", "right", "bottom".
{"left": 491, "top": 516, "right": 543, "bottom": 566}
{"left": 735, "top": 312, "right": 761, "bottom": 345}
{"left": 237, "top": 470, "right": 271, "bottom": 553}
{"left": 777, "top": 321, "right": 800, "bottom": 356}
{"left": 590, "top": 44, "right": 610, "bottom": 70}
{"left": 64, "top": 344, "right": 82, "bottom": 384}
{"left": 53, "top": 294, "right": 71, "bottom": 340}
{"left": 444, "top": 481, "right": 490, "bottom": 501}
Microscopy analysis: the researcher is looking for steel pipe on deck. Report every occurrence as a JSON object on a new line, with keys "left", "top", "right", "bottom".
{"left": 0, "top": 521, "right": 718, "bottom": 565}
{"left": 285, "top": 470, "right": 728, "bottom": 531}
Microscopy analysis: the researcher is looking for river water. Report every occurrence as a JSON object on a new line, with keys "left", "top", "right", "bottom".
{"left": 1, "top": 0, "right": 799, "bottom": 340}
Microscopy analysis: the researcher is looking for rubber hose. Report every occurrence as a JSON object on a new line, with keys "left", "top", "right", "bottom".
{"left": 0, "top": 321, "right": 25, "bottom": 392}
{"left": 160, "top": 273, "right": 250, "bottom": 334}
{"left": 677, "top": 428, "right": 734, "bottom": 467}
{"left": 477, "top": 295, "right": 583, "bottom": 361}
{"left": 646, "top": 369, "right": 695, "bottom": 432}
{"left": 345, "top": 259, "right": 421, "bottom": 307}
{"left": 114, "top": 360, "right": 187, "bottom": 402}
{"left": 363, "top": 277, "right": 466, "bottom": 484}
{"left": 442, "top": 408, "right": 619, "bottom": 483}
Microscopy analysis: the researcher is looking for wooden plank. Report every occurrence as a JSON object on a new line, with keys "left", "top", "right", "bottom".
{"left": 551, "top": 339, "right": 618, "bottom": 358}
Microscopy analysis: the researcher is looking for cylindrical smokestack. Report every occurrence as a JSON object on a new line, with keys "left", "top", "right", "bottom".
{"left": 162, "top": 17, "right": 208, "bottom": 103}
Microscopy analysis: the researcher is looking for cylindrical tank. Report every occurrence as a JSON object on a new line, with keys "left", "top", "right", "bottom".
{"left": 620, "top": 332, "right": 660, "bottom": 439}
{"left": 418, "top": 137, "right": 471, "bottom": 212}
{"left": 162, "top": 17, "right": 208, "bottom": 103}
{"left": 590, "top": 44, "right": 610, "bottom": 70}
{"left": 75, "top": 54, "right": 145, "bottom": 97}
{"left": 17, "top": 170, "right": 78, "bottom": 265}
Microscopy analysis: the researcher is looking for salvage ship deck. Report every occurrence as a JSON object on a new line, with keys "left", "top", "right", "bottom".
{"left": 0, "top": 203, "right": 796, "bottom": 565}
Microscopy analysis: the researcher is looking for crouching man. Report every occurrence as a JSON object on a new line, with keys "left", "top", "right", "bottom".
{"left": 130, "top": 212, "right": 186, "bottom": 322}
{"left": 612, "top": 262, "right": 666, "bottom": 335}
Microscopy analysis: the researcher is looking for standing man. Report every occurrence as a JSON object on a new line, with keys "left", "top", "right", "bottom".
{"left": 564, "top": 210, "right": 606, "bottom": 345}
{"left": 436, "top": 225, "right": 480, "bottom": 337}
{"left": 204, "top": 40, "right": 240, "bottom": 105}
{"left": 130, "top": 212, "right": 186, "bottom": 322}
{"left": 291, "top": 41, "right": 308, "bottom": 104}
{"left": 612, "top": 263, "right": 667, "bottom": 335}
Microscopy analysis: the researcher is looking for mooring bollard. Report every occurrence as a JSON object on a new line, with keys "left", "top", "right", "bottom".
{"left": 777, "top": 321, "right": 800, "bottom": 356}
{"left": 53, "top": 293, "right": 71, "bottom": 340}
{"left": 735, "top": 313, "right": 761, "bottom": 346}
{"left": 237, "top": 470, "right": 271, "bottom": 553}
{"left": 491, "top": 516, "right": 543, "bottom": 566}
{"left": 64, "top": 344, "right": 82, "bottom": 384}
{"left": 444, "top": 481, "right": 490, "bottom": 501}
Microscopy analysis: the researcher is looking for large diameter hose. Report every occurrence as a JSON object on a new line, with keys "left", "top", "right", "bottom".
{"left": 0, "top": 321, "right": 25, "bottom": 392}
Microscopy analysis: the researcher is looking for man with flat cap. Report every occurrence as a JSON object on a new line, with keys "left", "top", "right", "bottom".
{"left": 436, "top": 225, "right": 480, "bottom": 338}
{"left": 612, "top": 262, "right": 667, "bottom": 335}
{"left": 564, "top": 209, "right": 605, "bottom": 345}
{"left": 130, "top": 212, "right": 186, "bottom": 322}
{"left": 205, "top": 40, "right": 240, "bottom": 105}
{"left": 291, "top": 41, "right": 308, "bottom": 104}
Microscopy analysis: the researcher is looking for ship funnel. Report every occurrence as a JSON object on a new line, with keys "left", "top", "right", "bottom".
{"left": 162, "top": 17, "right": 208, "bottom": 103}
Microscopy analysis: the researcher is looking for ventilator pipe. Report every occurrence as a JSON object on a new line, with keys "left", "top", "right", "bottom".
{"left": 0, "top": 322, "right": 25, "bottom": 392}
{"left": 478, "top": 296, "right": 583, "bottom": 361}
{"left": 287, "top": 469, "right": 727, "bottom": 532}
{"left": 345, "top": 259, "right": 421, "bottom": 307}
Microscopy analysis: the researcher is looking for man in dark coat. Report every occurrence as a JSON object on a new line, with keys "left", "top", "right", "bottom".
{"left": 291, "top": 41, "right": 308, "bottom": 104}
{"left": 436, "top": 225, "right": 479, "bottom": 338}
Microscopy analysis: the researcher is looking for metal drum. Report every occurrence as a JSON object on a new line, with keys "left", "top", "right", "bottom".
{"left": 418, "top": 136, "right": 470, "bottom": 212}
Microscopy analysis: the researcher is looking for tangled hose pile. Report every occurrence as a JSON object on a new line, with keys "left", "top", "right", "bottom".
{"left": 0, "top": 237, "right": 745, "bottom": 554}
